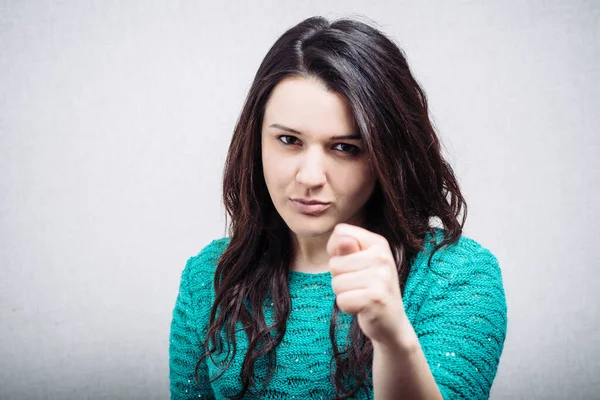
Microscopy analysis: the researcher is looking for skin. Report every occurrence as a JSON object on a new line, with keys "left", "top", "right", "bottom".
{"left": 261, "top": 75, "right": 442, "bottom": 399}
{"left": 260, "top": 75, "right": 377, "bottom": 273}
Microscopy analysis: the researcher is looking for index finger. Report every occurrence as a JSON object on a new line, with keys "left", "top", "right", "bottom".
{"left": 327, "top": 223, "right": 388, "bottom": 256}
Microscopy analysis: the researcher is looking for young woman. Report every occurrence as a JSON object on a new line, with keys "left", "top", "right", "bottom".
{"left": 169, "top": 16, "right": 507, "bottom": 400}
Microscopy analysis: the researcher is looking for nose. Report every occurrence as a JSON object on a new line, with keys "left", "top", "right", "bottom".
{"left": 296, "top": 147, "right": 327, "bottom": 188}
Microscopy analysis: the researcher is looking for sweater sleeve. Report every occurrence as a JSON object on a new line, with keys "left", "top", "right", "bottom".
{"left": 415, "top": 239, "right": 508, "bottom": 399}
{"left": 169, "top": 255, "right": 216, "bottom": 399}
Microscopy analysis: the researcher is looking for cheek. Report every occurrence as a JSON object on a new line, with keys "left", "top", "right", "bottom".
{"left": 262, "top": 142, "right": 277, "bottom": 181}
{"left": 336, "top": 165, "right": 376, "bottom": 195}
{"left": 352, "top": 176, "right": 375, "bottom": 197}
{"left": 262, "top": 147, "right": 293, "bottom": 190}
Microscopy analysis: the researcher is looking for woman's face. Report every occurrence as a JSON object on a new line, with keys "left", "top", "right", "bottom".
{"left": 261, "top": 76, "right": 377, "bottom": 238}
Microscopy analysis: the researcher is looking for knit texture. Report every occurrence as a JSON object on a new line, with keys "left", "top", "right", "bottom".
{"left": 169, "top": 228, "right": 507, "bottom": 399}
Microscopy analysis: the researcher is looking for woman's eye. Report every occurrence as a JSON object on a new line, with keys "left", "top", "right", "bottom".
{"left": 334, "top": 143, "right": 360, "bottom": 155}
{"left": 278, "top": 135, "right": 299, "bottom": 145}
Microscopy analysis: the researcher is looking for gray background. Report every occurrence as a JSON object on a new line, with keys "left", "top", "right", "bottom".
{"left": 1, "top": 0, "right": 598, "bottom": 399}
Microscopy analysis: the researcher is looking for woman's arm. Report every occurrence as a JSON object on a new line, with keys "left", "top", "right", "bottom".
{"left": 373, "top": 241, "right": 507, "bottom": 400}
{"left": 169, "top": 257, "right": 216, "bottom": 400}
{"left": 372, "top": 318, "right": 443, "bottom": 400}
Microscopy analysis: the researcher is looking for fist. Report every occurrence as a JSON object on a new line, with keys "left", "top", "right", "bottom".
{"left": 327, "top": 223, "right": 408, "bottom": 344}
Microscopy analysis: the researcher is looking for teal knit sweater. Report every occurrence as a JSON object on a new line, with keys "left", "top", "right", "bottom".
{"left": 169, "top": 228, "right": 507, "bottom": 399}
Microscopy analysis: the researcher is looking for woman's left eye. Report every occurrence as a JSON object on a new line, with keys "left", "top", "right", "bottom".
{"left": 333, "top": 143, "right": 360, "bottom": 155}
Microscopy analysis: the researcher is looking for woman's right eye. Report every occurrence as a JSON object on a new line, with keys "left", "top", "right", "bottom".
{"left": 278, "top": 135, "right": 299, "bottom": 145}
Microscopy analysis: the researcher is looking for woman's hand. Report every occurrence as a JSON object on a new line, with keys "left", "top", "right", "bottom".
{"left": 327, "top": 223, "right": 411, "bottom": 346}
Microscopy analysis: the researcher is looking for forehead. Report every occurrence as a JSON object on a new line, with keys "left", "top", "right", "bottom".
{"left": 263, "top": 76, "right": 355, "bottom": 136}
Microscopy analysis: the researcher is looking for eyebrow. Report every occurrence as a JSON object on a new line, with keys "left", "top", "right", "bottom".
{"left": 269, "top": 123, "right": 361, "bottom": 140}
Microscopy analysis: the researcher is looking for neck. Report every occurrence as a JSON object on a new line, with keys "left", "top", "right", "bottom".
{"left": 289, "top": 212, "right": 369, "bottom": 274}
{"left": 290, "top": 231, "right": 332, "bottom": 274}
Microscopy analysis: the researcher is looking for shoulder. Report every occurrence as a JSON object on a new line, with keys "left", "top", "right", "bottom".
{"left": 180, "top": 237, "right": 231, "bottom": 291}
{"left": 406, "top": 229, "right": 508, "bottom": 399}
{"left": 404, "top": 228, "right": 506, "bottom": 314}
{"left": 418, "top": 227, "right": 502, "bottom": 278}
{"left": 185, "top": 237, "right": 230, "bottom": 272}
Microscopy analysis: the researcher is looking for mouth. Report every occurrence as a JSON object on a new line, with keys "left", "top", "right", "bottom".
{"left": 290, "top": 199, "right": 331, "bottom": 215}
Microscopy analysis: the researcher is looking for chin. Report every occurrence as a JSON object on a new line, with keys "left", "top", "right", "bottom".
{"left": 284, "top": 215, "right": 336, "bottom": 238}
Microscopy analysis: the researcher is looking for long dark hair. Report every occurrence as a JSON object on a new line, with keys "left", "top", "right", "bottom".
{"left": 196, "top": 16, "right": 467, "bottom": 399}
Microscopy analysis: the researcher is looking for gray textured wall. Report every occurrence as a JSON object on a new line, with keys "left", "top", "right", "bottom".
{"left": 1, "top": 1, "right": 598, "bottom": 399}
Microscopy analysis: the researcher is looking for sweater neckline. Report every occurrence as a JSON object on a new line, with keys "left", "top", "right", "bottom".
{"left": 288, "top": 269, "right": 331, "bottom": 283}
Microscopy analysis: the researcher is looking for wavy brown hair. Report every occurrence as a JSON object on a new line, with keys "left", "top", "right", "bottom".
{"left": 195, "top": 16, "right": 467, "bottom": 399}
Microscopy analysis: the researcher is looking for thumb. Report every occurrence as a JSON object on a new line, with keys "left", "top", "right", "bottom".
{"left": 335, "top": 235, "right": 361, "bottom": 256}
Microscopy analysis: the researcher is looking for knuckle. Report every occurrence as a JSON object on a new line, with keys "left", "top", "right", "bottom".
{"left": 375, "top": 266, "right": 390, "bottom": 281}
{"left": 375, "top": 234, "right": 388, "bottom": 246}
{"left": 370, "top": 246, "right": 392, "bottom": 265}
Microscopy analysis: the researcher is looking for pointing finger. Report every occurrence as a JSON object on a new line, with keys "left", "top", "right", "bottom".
{"left": 335, "top": 235, "right": 360, "bottom": 256}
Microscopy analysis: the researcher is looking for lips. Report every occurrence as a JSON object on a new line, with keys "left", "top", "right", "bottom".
{"left": 290, "top": 199, "right": 331, "bottom": 214}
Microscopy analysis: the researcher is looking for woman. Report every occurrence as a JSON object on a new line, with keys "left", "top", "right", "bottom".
{"left": 169, "top": 16, "right": 507, "bottom": 400}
